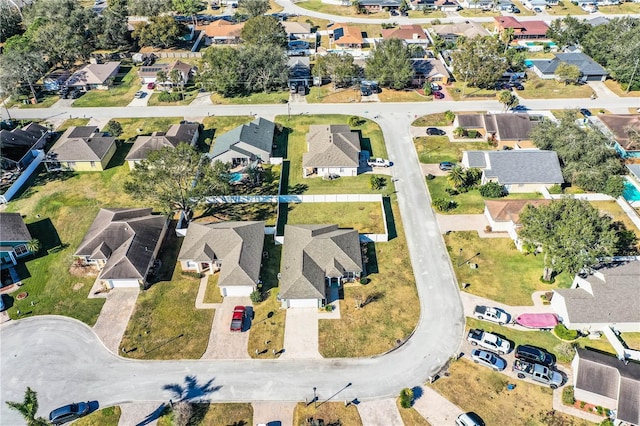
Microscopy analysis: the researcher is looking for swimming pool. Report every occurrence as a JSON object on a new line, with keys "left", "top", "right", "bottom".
{"left": 623, "top": 181, "right": 640, "bottom": 202}
{"left": 229, "top": 172, "right": 244, "bottom": 183}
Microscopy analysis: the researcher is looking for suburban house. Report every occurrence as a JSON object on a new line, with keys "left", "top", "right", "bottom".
{"left": 1, "top": 122, "right": 50, "bottom": 203}
{"left": 461, "top": 150, "right": 564, "bottom": 192}
{"left": 65, "top": 61, "right": 121, "bottom": 91}
{"left": 432, "top": 0, "right": 462, "bottom": 11}
{"left": 572, "top": 348, "right": 640, "bottom": 426}
{"left": 178, "top": 221, "right": 265, "bottom": 297}
{"left": 459, "top": 0, "right": 493, "bottom": 9}
{"left": 594, "top": 114, "right": 640, "bottom": 158}
{"left": 483, "top": 199, "right": 552, "bottom": 249}
{"left": 283, "top": 21, "right": 314, "bottom": 41}
{"left": 302, "top": 125, "right": 362, "bottom": 178}
{"left": 204, "top": 20, "right": 245, "bottom": 44}
{"left": 209, "top": 117, "right": 276, "bottom": 167}
{"left": 382, "top": 24, "right": 429, "bottom": 45}
{"left": 358, "top": 0, "right": 401, "bottom": 10}
{"left": 454, "top": 113, "right": 540, "bottom": 143}
{"left": 74, "top": 208, "right": 167, "bottom": 289}
{"left": 493, "top": 17, "right": 549, "bottom": 40}
{"left": 0, "top": 213, "right": 33, "bottom": 286}
{"left": 331, "top": 25, "right": 364, "bottom": 49}
{"left": 551, "top": 261, "right": 640, "bottom": 332}
{"left": 529, "top": 52, "right": 608, "bottom": 82}
{"left": 279, "top": 224, "right": 363, "bottom": 308}
{"left": 288, "top": 57, "right": 311, "bottom": 89}
{"left": 411, "top": 58, "right": 451, "bottom": 86}
{"left": 45, "top": 126, "right": 117, "bottom": 172}
{"left": 428, "top": 22, "right": 489, "bottom": 44}
{"left": 137, "top": 60, "right": 194, "bottom": 86}
{"left": 126, "top": 123, "right": 200, "bottom": 169}
{"left": 522, "top": 0, "right": 548, "bottom": 9}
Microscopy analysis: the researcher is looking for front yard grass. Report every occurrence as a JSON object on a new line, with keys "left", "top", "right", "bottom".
{"left": 448, "top": 82, "right": 497, "bottom": 101}
{"left": 620, "top": 332, "right": 640, "bottom": 350}
{"left": 444, "top": 231, "right": 573, "bottom": 305}
{"left": 158, "top": 403, "right": 252, "bottom": 426}
{"left": 108, "top": 117, "right": 183, "bottom": 141}
{"left": 604, "top": 80, "right": 640, "bottom": 98}
{"left": 72, "top": 65, "right": 141, "bottom": 107}
{"left": 293, "top": 402, "right": 363, "bottom": 426}
{"left": 414, "top": 136, "right": 491, "bottom": 164}
{"left": 295, "top": 0, "right": 387, "bottom": 18}
{"left": 518, "top": 74, "right": 594, "bottom": 99}
{"left": 56, "top": 118, "right": 90, "bottom": 132}
{"left": 412, "top": 112, "right": 455, "bottom": 127}
{"left": 465, "top": 318, "right": 616, "bottom": 364}
{"left": 599, "top": 2, "right": 640, "bottom": 13}
{"left": 458, "top": 8, "right": 500, "bottom": 16}
{"left": 276, "top": 114, "right": 393, "bottom": 195}
{"left": 407, "top": 9, "right": 446, "bottom": 17}
{"left": 17, "top": 93, "right": 60, "bottom": 109}
{"left": 286, "top": 202, "right": 385, "bottom": 234}
{"left": 319, "top": 202, "right": 419, "bottom": 357}
{"left": 511, "top": 0, "right": 535, "bottom": 15}
{"left": 307, "top": 86, "right": 361, "bottom": 103}
{"left": 210, "top": 91, "right": 289, "bottom": 105}
{"left": 74, "top": 406, "right": 121, "bottom": 426}
{"left": 546, "top": 2, "right": 587, "bottom": 14}
{"left": 378, "top": 89, "right": 430, "bottom": 102}
{"left": 431, "top": 359, "right": 594, "bottom": 426}
{"left": 147, "top": 87, "right": 200, "bottom": 106}
{"left": 396, "top": 399, "right": 432, "bottom": 426}
{"left": 203, "top": 273, "right": 223, "bottom": 304}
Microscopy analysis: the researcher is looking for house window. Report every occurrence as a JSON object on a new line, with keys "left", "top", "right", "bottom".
{"left": 186, "top": 261, "right": 197, "bottom": 268}
{"left": 13, "top": 245, "right": 28, "bottom": 256}
{"left": 339, "top": 168, "right": 344, "bottom": 173}
{"left": 90, "top": 161, "right": 96, "bottom": 168}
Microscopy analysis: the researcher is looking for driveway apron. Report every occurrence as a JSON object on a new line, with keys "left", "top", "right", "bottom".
{"left": 92, "top": 288, "right": 139, "bottom": 354}
{"left": 356, "top": 397, "right": 404, "bottom": 426}
{"left": 411, "top": 386, "right": 463, "bottom": 425}
{"left": 252, "top": 401, "right": 296, "bottom": 426}
{"left": 280, "top": 308, "right": 322, "bottom": 359}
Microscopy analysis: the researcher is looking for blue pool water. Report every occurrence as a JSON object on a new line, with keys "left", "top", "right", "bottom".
{"left": 229, "top": 172, "right": 243, "bottom": 183}
{"left": 623, "top": 181, "right": 640, "bottom": 202}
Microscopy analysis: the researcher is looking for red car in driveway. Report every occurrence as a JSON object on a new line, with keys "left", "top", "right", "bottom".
{"left": 230, "top": 305, "right": 246, "bottom": 332}
{"left": 147, "top": 82, "right": 155, "bottom": 90}
{"left": 433, "top": 91, "right": 445, "bottom": 99}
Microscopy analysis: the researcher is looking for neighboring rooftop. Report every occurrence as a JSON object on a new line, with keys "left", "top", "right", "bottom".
{"left": 65, "top": 61, "right": 121, "bottom": 86}
{"left": 465, "top": 150, "right": 564, "bottom": 185}
{"left": 484, "top": 199, "right": 552, "bottom": 224}
{"left": 494, "top": 16, "right": 549, "bottom": 38}
{"left": 530, "top": 52, "right": 607, "bottom": 77}
{"left": 47, "top": 126, "right": 115, "bottom": 163}
{"left": 332, "top": 25, "right": 364, "bottom": 46}
{"left": 303, "top": 125, "right": 361, "bottom": 169}
{"left": 457, "top": 113, "right": 540, "bottom": 141}
{"left": 430, "top": 21, "right": 489, "bottom": 39}
{"left": 411, "top": 58, "right": 450, "bottom": 80}
{"left": 210, "top": 117, "right": 275, "bottom": 161}
{"left": 598, "top": 114, "right": 640, "bottom": 152}
{"left": 0, "top": 122, "right": 49, "bottom": 164}
{"left": 0, "top": 213, "right": 32, "bottom": 242}
{"left": 126, "top": 123, "right": 199, "bottom": 162}
{"left": 382, "top": 24, "right": 427, "bottom": 41}
{"left": 282, "top": 21, "right": 312, "bottom": 35}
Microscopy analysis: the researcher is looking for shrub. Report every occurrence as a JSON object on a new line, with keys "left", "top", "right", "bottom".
{"left": 433, "top": 198, "right": 456, "bottom": 212}
{"left": 250, "top": 290, "right": 263, "bottom": 303}
{"left": 423, "top": 84, "right": 432, "bottom": 96}
{"left": 453, "top": 127, "right": 466, "bottom": 137}
{"left": 555, "top": 342, "right": 576, "bottom": 362}
{"left": 348, "top": 115, "right": 364, "bottom": 127}
{"left": 444, "top": 110, "right": 455, "bottom": 123}
{"left": 548, "top": 184, "right": 563, "bottom": 194}
{"left": 181, "top": 271, "right": 203, "bottom": 279}
{"left": 580, "top": 401, "right": 586, "bottom": 408}
{"left": 554, "top": 324, "right": 579, "bottom": 340}
{"left": 399, "top": 388, "right": 413, "bottom": 408}
{"left": 425, "top": 173, "right": 435, "bottom": 180}
{"left": 158, "top": 91, "right": 181, "bottom": 102}
{"left": 105, "top": 120, "right": 123, "bottom": 137}
{"left": 465, "top": 168, "right": 482, "bottom": 187}
{"left": 485, "top": 225, "right": 492, "bottom": 232}
{"left": 599, "top": 419, "right": 614, "bottom": 426}
{"left": 479, "top": 182, "right": 507, "bottom": 198}
{"left": 445, "top": 187, "right": 459, "bottom": 196}
{"left": 467, "top": 129, "right": 479, "bottom": 139}
{"left": 370, "top": 175, "right": 387, "bottom": 190}
{"left": 596, "top": 406, "right": 604, "bottom": 415}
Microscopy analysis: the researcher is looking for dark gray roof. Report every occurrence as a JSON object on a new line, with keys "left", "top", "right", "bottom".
{"left": 0, "top": 213, "right": 32, "bottom": 243}
{"left": 75, "top": 208, "right": 166, "bottom": 281}
{"left": 458, "top": 114, "right": 538, "bottom": 140}
{"left": 530, "top": 52, "right": 607, "bottom": 77}
{"left": 465, "top": 150, "right": 564, "bottom": 185}
{"left": 48, "top": 126, "right": 116, "bottom": 162}
{"left": 575, "top": 348, "right": 640, "bottom": 425}
{"left": 126, "top": 124, "right": 199, "bottom": 161}
{"left": 555, "top": 261, "right": 640, "bottom": 325}
{"left": 302, "top": 125, "right": 361, "bottom": 169}
{"left": 280, "top": 224, "right": 362, "bottom": 300}
{"left": 627, "top": 165, "right": 640, "bottom": 181}
{"left": 210, "top": 117, "right": 275, "bottom": 161}
{"left": 177, "top": 221, "right": 264, "bottom": 287}
{"left": 0, "top": 123, "right": 48, "bottom": 163}
{"left": 457, "top": 114, "right": 485, "bottom": 128}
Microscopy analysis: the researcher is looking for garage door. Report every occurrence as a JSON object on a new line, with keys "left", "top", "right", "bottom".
{"left": 584, "top": 75, "right": 604, "bottom": 82}
{"left": 221, "top": 286, "right": 254, "bottom": 297}
{"left": 107, "top": 279, "right": 140, "bottom": 289}
{"left": 287, "top": 298, "right": 319, "bottom": 308}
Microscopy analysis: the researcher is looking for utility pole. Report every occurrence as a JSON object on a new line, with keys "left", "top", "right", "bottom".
{"left": 627, "top": 57, "right": 639, "bottom": 94}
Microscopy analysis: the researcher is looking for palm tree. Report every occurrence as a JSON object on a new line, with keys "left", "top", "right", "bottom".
{"left": 25, "top": 238, "right": 40, "bottom": 255}
{"left": 169, "top": 69, "right": 184, "bottom": 99}
{"left": 501, "top": 27, "right": 515, "bottom": 53}
{"left": 5, "top": 387, "right": 48, "bottom": 426}
{"left": 447, "top": 166, "right": 467, "bottom": 189}
{"left": 156, "top": 70, "right": 168, "bottom": 91}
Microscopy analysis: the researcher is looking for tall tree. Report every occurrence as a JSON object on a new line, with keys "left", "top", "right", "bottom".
{"left": 555, "top": 62, "right": 581, "bottom": 85}
{"left": 124, "top": 144, "right": 231, "bottom": 217}
{"left": 365, "top": 38, "right": 413, "bottom": 90}
{"left": 96, "top": 0, "right": 131, "bottom": 49}
{"left": 240, "top": 44, "right": 289, "bottom": 93}
{"left": 497, "top": 90, "right": 519, "bottom": 111}
{"left": 238, "top": 0, "right": 270, "bottom": 17}
{"left": 172, "top": 0, "right": 202, "bottom": 29}
{"left": 500, "top": 27, "right": 514, "bottom": 53}
{"left": 451, "top": 36, "right": 507, "bottom": 88}
{"left": 5, "top": 387, "right": 48, "bottom": 426}
{"left": 169, "top": 68, "right": 184, "bottom": 98}
{"left": 313, "top": 52, "right": 358, "bottom": 90}
{"left": 0, "top": 1, "right": 23, "bottom": 43}
{"left": 128, "top": 0, "right": 172, "bottom": 15}
{"left": 519, "top": 198, "right": 619, "bottom": 281}
{"left": 546, "top": 16, "right": 592, "bottom": 48}
{"left": 241, "top": 15, "right": 287, "bottom": 47}
{"left": 0, "top": 49, "right": 48, "bottom": 102}
{"left": 198, "top": 46, "right": 243, "bottom": 96}
{"left": 133, "top": 15, "right": 187, "bottom": 48}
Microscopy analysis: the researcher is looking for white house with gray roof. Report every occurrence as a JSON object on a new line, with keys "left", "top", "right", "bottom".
{"left": 461, "top": 150, "right": 564, "bottom": 193}
{"left": 178, "top": 221, "right": 264, "bottom": 297}
{"left": 302, "top": 125, "right": 362, "bottom": 178}
{"left": 126, "top": 123, "right": 200, "bottom": 169}
{"left": 551, "top": 261, "right": 640, "bottom": 333}
{"left": 529, "top": 52, "right": 608, "bottom": 82}
{"left": 279, "top": 224, "right": 363, "bottom": 308}
{"left": 209, "top": 118, "right": 275, "bottom": 167}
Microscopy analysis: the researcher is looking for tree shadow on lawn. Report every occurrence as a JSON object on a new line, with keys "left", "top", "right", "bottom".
{"left": 274, "top": 125, "right": 290, "bottom": 158}
{"left": 27, "top": 218, "right": 63, "bottom": 257}
{"left": 382, "top": 196, "right": 397, "bottom": 240}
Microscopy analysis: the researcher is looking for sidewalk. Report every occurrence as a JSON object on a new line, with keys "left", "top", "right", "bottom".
{"left": 118, "top": 402, "right": 165, "bottom": 426}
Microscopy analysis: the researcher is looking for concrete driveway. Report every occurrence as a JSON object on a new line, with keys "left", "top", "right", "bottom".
{"left": 280, "top": 308, "right": 322, "bottom": 360}
{"left": 252, "top": 402, "right": 296, "bottom": 426}
{"left": 201, "top": 297, "right": 251, "bottom": 359}
{"left": 356, "top": 397, "right": 403, "bottom": 426}
{"left": 92, "top": 288, "right": 139, "bottom": 354}
{"left": 412, "top": 386, "right": 463, "bottom": 425}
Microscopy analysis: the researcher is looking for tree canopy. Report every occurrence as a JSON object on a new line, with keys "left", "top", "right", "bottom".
{"left": 128, "top": 0, "right": 172, "bottom": 15}
{"left": 241, "top": 15, "right": 287, "bottom": 47}
{"left": 497, "top": 90, "right": 519, "bottom": 111}
{"left": 313, "top": 52, "right": 359, "bottom": 90}
{"left": 133, "top": 15, "right": 187, "bottom": 48}
{"left": 124, "top": 144, "right": 231, "bottom": 217}
{"left": 365, "top": 38, "right": 413, "bottom": 90}
{"left": 239, "top": 0, "right": 270, "bottom": 17}
{"left": 451, "top": 36, "right": 508, "bottom": 89}
{"left": 519, "top": 198, "right": 620, "bottom": 280}
{"left": 555, "top": 62, "right": 581, "bottom": 85}
{"left": 0, "top": 49, "right": 48, "bottom": 101}
{"left": 0, "top": 1, "right": 23, "bottom": 43}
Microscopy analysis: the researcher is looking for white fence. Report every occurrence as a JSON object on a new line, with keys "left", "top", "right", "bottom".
{"left": 602, "top": 326, "right": 640, "bottom": 362}
{"left": 0, "top": 150, "right": 45, "bottom": 204}
{"left": 539, "top": 186, "right": 614, "bottom": 202}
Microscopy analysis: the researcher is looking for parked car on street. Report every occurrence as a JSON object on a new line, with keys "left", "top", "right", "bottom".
{"left": 230, "top": 305, "right": 246, "bottom": 332}
{"left": 367, "top": 158, "right": 392, "bottom": 167}
{"left": 467, "top": 329, "right": 511, "bottom": 354}
{"left": 471, "top": 349, "right": 507, "bottom": 371}
{"left": 474, "top": 305, "right": 511, "bottom": 325}
{"left": 515, "top": 345, "right": 555, "bottom": 367}
{"left": 49, "top": 402, "right": 89, "bottom": 425}
{"left": 426, "top": 127, "right": 446, "bottom": 136}
{"left": 439, "top": 161, "right": 455, "bottom": 171}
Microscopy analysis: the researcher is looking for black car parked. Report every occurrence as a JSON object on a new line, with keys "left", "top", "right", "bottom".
{"left": 426, "top": 127, "right": 446, "bottom": 136}
{"left": 514, "top": 345, "right": 555, "bottom": 367}
{"left": 49, "top": 402, "right": 89, "bottom": 425}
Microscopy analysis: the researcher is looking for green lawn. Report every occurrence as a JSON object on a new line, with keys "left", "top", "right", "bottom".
{"left": 307, "top": 86, "right": 362, "bottom": 104}
{"left": 591, "top": 200, "right": 640, "bottom": 248}
{"left": 396, "top": 399, "right": 431, "bottom": 426}
{"left": 210, "top": 91, "right": 290, "bottom": 105}
{"left": 203, "top": 273, "right": 222, "bottom": 304}
{"left": 147, "top": 87, "right": 200, "bottom": 106}
{"left": 458, "top": 8, "right": 500, "bottom": 16}
{"left": 546, "top": 2, "right": 587, "bottom": 15}
{"left": 295, "top": 0, "right": 387, "bottom": 18}
{"left": 74, "top": 406, "right": 121, "bottom": 426}
{"left": 275, "top": 114, "right": 392, "bottom": 195}
{"left": 620, "top": 333, "right": 640, "bottom": 350}
{"left": 108, "top": 117, "right": 184, "bottom": 141}
{"left": 378, "top": 89, "right": 431, "bottom": 102}
{"left": 599, "top": 2, "right": 640, "bottom": 12}
{"left": 286, "top": 202, "right": 385, "bottom": 234}
{"left": 407, "top": 9, "right": 446, "bottom": 17}
{"left": 604, "top": 79, "right": 640, "bottom": 98}
{"left": 448, "top": 81, "right": 497, "bottom": 101}
{"left": 17, "top": 93, "right": 60, "bottom": 109}
{"left": 412, "top": 112, "right": 455, "bottom": 127}
{"left": 432, "top": 359, "right": 594, "bottom": 426}
{"left": 444, "top": 232, "right": 573, "bottom": 305}
{"left": 72, "top": 65, "right": 141, "bottom": 107}
{"left": 415, "top": 136, "right": 491, "bottom": 164}
{"left": 56, "top": 118, "right": 91, "bottom": 132}
{"left": 293, "top": 402, "right": 363, "bottom": 426}
{"left": 519, "top": 74, "right": 594, "bottom": 99}
{"left": 511, "top": 0, "right": 535, "bottom": 15}
{"left": 158, "top": 403, "right": 252, "bottom": 426}
{"left": 466, "top": 318, "right": 615, "bottom": 364}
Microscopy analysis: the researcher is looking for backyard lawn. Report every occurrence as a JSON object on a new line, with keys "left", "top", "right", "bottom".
{"left": 319, "top": 202, "right": 420, "bottom": 357}
{"left": 107, "top": 117, "right": 183, "bottom": 141}
{"left": 210, "top": 91, "right": 289, "bottom": 105}
{"left": 293, "top": 402, "right": 363, "bottom": 426}
{"left": 72, "top": 65, "right": 141, "bottom": 107}
{"left": 444, "top": 231, "right": 573, "bottom": 305}
{"left": 591, "top": 200, "right": 640, "bottom": 247}
{"left": 518, "top": 74, "right": 594, "bottom": 99}
{"left": 412, "top": 112, "right": 455, "bottom": 127}
{"left": 431, "top": 359, "right": 594, "bottom": 426}
{"left": 74, "top": 406, "right": 121, "bottom": 426}
{"left": 157, "top": 403, "right": 252, "bottom": 426}
{"left": 465, "top": 318, "right": 616, "bottom": 364}
{"left": 414, "top": 136, "right": 491, "bottom": 164}
{"left": 307, "top": 86, "right": 362, "bottom": 104}
{"left": 286, "top": 202, "right": 385, "bottom": 234}
{"left": 378, "top": 89, "right": 430, "bottom": 102}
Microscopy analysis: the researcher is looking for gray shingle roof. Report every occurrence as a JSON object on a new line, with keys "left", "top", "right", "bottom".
{"left": 280, "top": 224, "right": 362, "bottom": 300}
{"left": 75, "top": 208, "right": 166, "bottom": 281}
{"left": 0, "top": 123, "right": 48, "bottom": 163}
{"left": 302, "top": 125, "right": 361, "bottom": 169}
{"left": 48, "top": 126, "right": 116, "bottom": 163}
{"left": 210, "top": 117, "right": 275, "bottom": 161}
{"left": 0, "top": 213, "right": 32, "bottom": 243}
{"left": 178, "top": 221, "right": 264, "bottom": 287}
{"left": 554, "top": 261, "right": 640, "bottom": 325}
{"left": 458, "top": 114, "right": 538, "bottom": 140}
{"left": 126, "top": 124, "right": 199, "bottom": 162}
{"left": 530, "top": 52, "right": 607, "bottom": 77}
{"left": 66, "top": 61, "right": 121, "bottom": 87}
{"left": 466, "top": 150, "right": 564, "bottom": 185}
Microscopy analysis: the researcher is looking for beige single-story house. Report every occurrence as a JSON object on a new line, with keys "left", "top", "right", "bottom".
{"left": 65, "top": 61, "right": 121, "bottom": 91}
{"left": 45, "top": 126, "right": 117, "bottom": 172}
{"left": 126, "top": 123, "right": 200, "bottom": 169}
{"left": 483, "top": 199, "right": 552, "bottom": 249}
{"left": 302, "top": 125, "right": 362, "bottom": 178}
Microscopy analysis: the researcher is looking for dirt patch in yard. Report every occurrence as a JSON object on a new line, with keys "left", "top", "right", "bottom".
{"left": 69, "top": 264, "right": 100, "bottom": 277}
{"left": 72, "top": 283, "right": 85, "bottom": 291}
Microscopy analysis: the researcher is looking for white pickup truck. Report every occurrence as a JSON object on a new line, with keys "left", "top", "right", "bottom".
{"left": 513, "top": 359, "right": 563, "bottom": 389}
{"left": 467, "top": 329, "right": 511, "bottom": 354}
{"left": 474, "top": 305, "right": 511, "bottom": 325}
{"left": 367, "top": 158, "right": 392, "bottom": 167}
